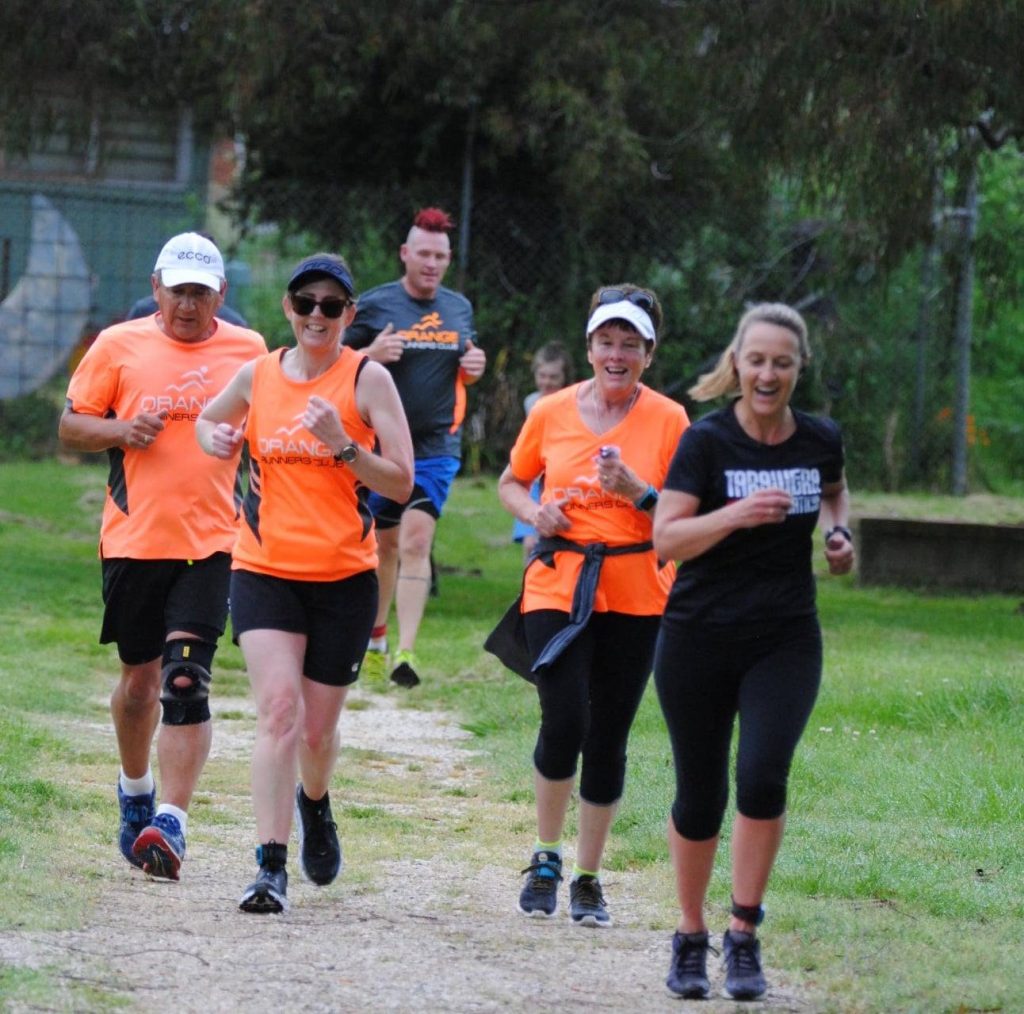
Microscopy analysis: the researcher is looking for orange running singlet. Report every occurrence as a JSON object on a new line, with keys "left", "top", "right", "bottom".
{"left": 65, "top": 317, "right": 267, "bottom": 560}
{"left": 509, "top": 383, "right": 689, "bottom": 615}
{"left": 233, "top": 347, "right": 378, "bottom": 581}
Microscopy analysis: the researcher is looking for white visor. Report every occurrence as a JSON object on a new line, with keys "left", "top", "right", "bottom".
{"left": 585, "top": 301, "right": 656, "bottom": 343}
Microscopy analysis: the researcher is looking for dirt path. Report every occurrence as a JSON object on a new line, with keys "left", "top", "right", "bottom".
{"left": 0, "top": 691, "right": 811, "bottom": 1012}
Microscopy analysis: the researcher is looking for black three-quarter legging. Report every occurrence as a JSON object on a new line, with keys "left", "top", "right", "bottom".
{"left": 524, "top": 609, "right": 661, "bottom": 806}
{"left": 654, "top": 614, "right": 823, "bottom": 841}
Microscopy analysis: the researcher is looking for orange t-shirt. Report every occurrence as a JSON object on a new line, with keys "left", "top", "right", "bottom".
{"left": 232, "top": 347, "right": 378, "bottom": 581}
{"left": 509, "top": 382, "right": 689, "bottom": 615}
{"left": 65, "top": 316, "right": 267, "bottom": 560}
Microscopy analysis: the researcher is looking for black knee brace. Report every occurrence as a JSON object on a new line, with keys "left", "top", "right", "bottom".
{"left": 160, "top": 637, "right": 215, "bottom": 726}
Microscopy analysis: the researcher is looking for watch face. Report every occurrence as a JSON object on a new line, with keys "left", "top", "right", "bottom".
{"left": 340, "top": 443, "right": 358, "bottom": 463}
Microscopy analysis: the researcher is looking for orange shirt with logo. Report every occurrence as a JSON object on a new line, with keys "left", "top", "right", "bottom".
{"left": 65, "top": 317, "right": 267, "bottom": 560}
{"left": 233, "top": 347, "right": 378, "bottom": 582}
{"left": 509, "top": 383, "right": 689, "bottom": 615}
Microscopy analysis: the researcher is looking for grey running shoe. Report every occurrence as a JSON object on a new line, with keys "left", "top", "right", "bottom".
{"left": 117, "top": 783, "right": 155, "bottom": 869}
{"left": 132, "top": 812, "right": 185, "bottom": 881}
{"left": 723, "top": 929, "right": 767, "bottom": 1000}
{"left": 666, "top": 930, "right": 716, "bottom": 999}
{"left": 517, "top": 850, "right": 563, "bottom": 918}
{"left": 294, "top": 785, "right": 342, "bottom": 885}
{"left": 239, "top": 865, "right": 289, "bottom": 914}
{"left": 569, "top": 874, "right": 611, "bottom": 927}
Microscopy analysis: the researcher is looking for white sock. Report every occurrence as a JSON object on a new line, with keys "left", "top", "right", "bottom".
{"left": 156, "top": 803, "right": 187, "bottom": 835}
{"left": 368, "top": 635, "right": 387, "bottom": 652}
{"left": 120, "top": 769, "right": 155, "bottom": 796}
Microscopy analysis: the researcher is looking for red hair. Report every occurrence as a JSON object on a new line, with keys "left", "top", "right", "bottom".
{"left": 413, "top": 207, "right": 454, "bottom": 233}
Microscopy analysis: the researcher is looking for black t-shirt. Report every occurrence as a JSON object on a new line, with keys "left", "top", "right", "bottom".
{"left": 662, "top": 403, "right": 844, "bottom": 626}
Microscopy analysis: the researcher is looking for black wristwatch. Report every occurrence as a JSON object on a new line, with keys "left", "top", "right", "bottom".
{"left": 824, "top": 525, "right": 852, "bottom": 543}
{"left": 633, "top": 484, "right": 659, "bottom": 512}
{"left": 334, "top": 442, "right": 359, "bottom": 464}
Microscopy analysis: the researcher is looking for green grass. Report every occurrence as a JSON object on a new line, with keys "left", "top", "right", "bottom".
{"left": 1, "top": 461, "right": 1023, "bottom": 1012}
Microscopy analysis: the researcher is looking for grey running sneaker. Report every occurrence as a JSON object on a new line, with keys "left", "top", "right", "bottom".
{"left": 239, "top": 866, "right": 289, "bottom": 913}
{"left": 117, "top": 783, "right": 155, "bottom": 869}
{"left": 569, "top": 874, "right": 611, "bottom": 927}
{"left": 666, "top": 930, "right": 716, "bottom": 999}
{"left": 517, "top": 850, "right": 563, "bottom": 918}
{"left": 723, "top": 929, "right": 767, "bottom": 1000}
{"left": 294, "top": 785, "right": 342, "bottom": 885}
{"left": 132, "top": 812, "right": 185, "bottom": 881}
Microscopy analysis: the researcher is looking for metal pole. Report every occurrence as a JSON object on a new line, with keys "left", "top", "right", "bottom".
{"left": 456, "top": 97, "right": 478, "bottom": 292}
{"left": 951, "top": 155, "right": 979, "bottom": 496}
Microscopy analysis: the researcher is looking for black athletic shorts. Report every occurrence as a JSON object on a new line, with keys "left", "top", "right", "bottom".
{"left": 229, "top": 568, "right": 378, "bottom": 687}
{"left": 100, "top": 553, "right": 231, "bottom": 665}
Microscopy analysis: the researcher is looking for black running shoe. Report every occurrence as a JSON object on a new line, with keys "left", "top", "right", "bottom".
{"left": 389, "top": 650, "right": 421, "bottom": 688}
{"left": 666, "top": 930, "right": 716, "bottom": 999}
{"left": 569, "top": 874, "right": 611, "bottom": 927}
{"left": 517, "top": 850, "right": 563, "bottom": 918}
{"left": 294, "top": 785, "right": 342, "bottom": 886}
{"left": 239, "top": 866, "right": 288, "bottom": 914}
{"left": 723, "top": 929, "right": 767, "bottom": 1000}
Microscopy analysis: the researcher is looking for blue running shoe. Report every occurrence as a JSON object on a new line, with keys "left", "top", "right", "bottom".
{"left": 723, "top": 929, "right": 767, "bottom": 1000}
{"left": 117, "top": 783, "right": 155, "bottom": 869}
{"left": 132, "top": 812, "right": 186, "bottom": 881}
{"left": 569, "top": 874, "right": 612, "bottom": 927}
{"left": 517, "top": 850, "right": 563, "bottom": 918}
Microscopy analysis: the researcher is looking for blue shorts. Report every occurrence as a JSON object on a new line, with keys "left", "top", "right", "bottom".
{"left": 512, "top": 477, "right": 543, "bottom": 543}
{"left": 369, "top": 455, "right": 460, "bottom": 530}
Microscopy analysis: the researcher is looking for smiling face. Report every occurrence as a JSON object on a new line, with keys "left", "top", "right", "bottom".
{"left": 733, "top": 321, "right": 803, "bottom": 419}
{"left": 400, "top": 227, "right": 452, "bottom": 299}
{"left": 282, "top": 278, "right": 355, "bottom": 350}
{"left": 152, "top": 276, "right": 224, "bottom": 343}
{"left": 587, "top": 323, "right": 652, "bottom": 399}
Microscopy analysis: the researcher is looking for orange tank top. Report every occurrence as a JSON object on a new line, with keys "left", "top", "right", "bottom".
{"left": 232, "top": 347, "right": 378, "bottom": 581}
{"left": 509, "top": 382, "right": 689, "bottom": 615}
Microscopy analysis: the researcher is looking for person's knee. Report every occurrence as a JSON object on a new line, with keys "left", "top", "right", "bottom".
{"left": 258, "top": 691, "right": 302, "bottom": 742}
{"left": 579, "top": 768, "right": 625, "bottom": 807}
{"left": 736, "top": 778, "right": 788, "bottom": 820}
{"left": 533, "top": 736, "right": 579, "bottom": 783}
{"left": 672, "top": 792, "right": 728, "bottom": 841}
{"left": 118, "top": 661, "right": 161, "bottom": 708}
{"left": 160, "top": 638, "right": 216, "bottom": 726}
{"left": 302, "top": 718, "right": 339, "bottom": 756}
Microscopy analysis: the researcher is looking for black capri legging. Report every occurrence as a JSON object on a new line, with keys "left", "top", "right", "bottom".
{"left": 654, "top": 614, "right": 822, "bottom": 841}
{"left": 524, "top": 609, "right": 661, "bottom": 807}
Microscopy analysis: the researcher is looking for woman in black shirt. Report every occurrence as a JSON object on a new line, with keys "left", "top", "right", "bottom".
{"left": 652, "top": 303, "right": 854, "bottom": 1000}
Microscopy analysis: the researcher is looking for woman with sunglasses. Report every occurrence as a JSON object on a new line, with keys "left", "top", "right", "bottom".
{"left": 495, "top": 284, "right": 689, "bottom": 927}
{"left": 196, "top": 253, "right": 413, "bottom": 913}
{"left": 652, "top": 303, "right": 854, "bottom": 1000}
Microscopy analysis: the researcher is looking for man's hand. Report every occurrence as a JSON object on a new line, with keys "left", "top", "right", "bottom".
{"left": 125, "top": 410, "right": 169, "bottom": 450}
{"left": 459, "top": 339, "right": 486, "bottom": 380}
{"left": 366, "top": 323, "right": 405, "bottom": 364}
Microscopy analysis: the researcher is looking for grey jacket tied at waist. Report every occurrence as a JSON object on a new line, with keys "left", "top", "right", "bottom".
{"left": 529, "top": 535, "right": 654, "bottom": 675}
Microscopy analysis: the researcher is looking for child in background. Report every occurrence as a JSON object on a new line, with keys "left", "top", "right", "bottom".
{"left": 512, "top": 342, "right": 573, "bottom": 560}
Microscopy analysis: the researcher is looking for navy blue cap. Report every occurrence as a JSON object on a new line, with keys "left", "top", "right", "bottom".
{"left": 287, "top": 257, "right": 356, "bottom": 296}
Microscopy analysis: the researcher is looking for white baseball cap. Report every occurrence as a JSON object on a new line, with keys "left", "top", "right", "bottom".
{"left": 585, "top": 300, "right": 656, "bottom": 343}
{"left": 154, "top": 233, "right": 225, "bottom": 291}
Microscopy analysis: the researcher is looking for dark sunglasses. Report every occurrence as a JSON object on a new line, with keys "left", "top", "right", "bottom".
{"left": 289, "top": 292, "right": 352, "bottom": 318}
{"left": 597, "top": 288, "right": 655, "bottom": 313}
